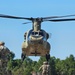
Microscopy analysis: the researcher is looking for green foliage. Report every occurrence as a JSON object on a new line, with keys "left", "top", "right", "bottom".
{"left": 6, "top": 54, "right": 75, "bottom": 75}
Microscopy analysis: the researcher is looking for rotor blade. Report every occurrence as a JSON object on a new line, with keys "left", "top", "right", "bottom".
{"left": 22, "top": 22, "right": 31, "bottom": 24}
{"left": 43, "top": 14, "right": 75, "bottom": 19}
{"left": 46, "top": 18, "right": 75, "bottom": 22}
{"left": 0, "top": 14, "right": 32, "bottom": 20}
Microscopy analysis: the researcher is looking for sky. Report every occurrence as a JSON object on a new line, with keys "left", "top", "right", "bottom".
{"left": 0, "top": 0, "right": 75, "bottom": 61}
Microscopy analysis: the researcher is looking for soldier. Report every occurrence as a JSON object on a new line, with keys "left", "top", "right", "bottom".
{"left": 0, "top": 41, "right": 5, "bottom": 51}
{"left": 0, "top": 41, "right": 11, "bottom": 75}
{"left": 0, "top": 42, "right": 10, "bottom": 63}
{"left": 0, "top": 41, "right": 9, "bottom": 49}
{"left": 0, "top": 41, "right": 11, "bottom": 59}
{"left": 39, "top": 61, "right": 50, "bottom": 75}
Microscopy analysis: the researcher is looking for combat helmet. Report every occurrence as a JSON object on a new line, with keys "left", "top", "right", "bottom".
{"left": 43, "top": 61, "right": 48, "bottom": 64}
{"left": 0, "top": 41, "right": 5, "bottom": 45}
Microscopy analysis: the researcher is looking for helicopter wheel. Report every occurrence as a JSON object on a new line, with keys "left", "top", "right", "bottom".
{"left": 46, "top": 54, "right": 50, "bottom": 61}
{"left": 21, "top": 53, "right": 26, "bottom": 61}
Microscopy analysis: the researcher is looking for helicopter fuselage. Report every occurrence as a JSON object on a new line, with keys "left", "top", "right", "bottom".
{"left": 22, "top": 29, "right": 50, "bottom": 56}
{"left": 0, "top": 14, "right": 75, "bottom": 61}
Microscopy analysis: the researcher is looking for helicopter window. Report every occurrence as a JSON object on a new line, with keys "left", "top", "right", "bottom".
{"left": 31, "top": 32, "right": 38, "bottom": 35}
{"left": 31, "top": 32, "right": 35, "bottom": 35}
{"left": 31, "top": 32, "right": 44, "bottom": 36}
{"left": 35, "top": 32, "right": 38, "bottom": 35}
{"left": 39, "top": 32, "right": 44, "bottom": 36}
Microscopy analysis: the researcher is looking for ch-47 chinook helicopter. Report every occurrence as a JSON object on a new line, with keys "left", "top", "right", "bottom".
{"left": 0, "top": 14, "right": 75, "bottom": 61}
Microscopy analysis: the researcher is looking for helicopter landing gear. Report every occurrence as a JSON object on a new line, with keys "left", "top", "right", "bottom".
{"left": 21, "top": 53, "right": 26, "bottom": 61}
{"left": 46, "top": 54, "right": 50, "bottom": 61}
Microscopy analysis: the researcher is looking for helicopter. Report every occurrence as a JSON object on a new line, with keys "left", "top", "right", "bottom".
{"left": 0, "top": 14, "right": 75, "bottom": 61}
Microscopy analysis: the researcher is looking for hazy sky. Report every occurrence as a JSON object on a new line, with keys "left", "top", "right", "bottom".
{"left": 0, "top": 0, "right": 75, "bottom": 61}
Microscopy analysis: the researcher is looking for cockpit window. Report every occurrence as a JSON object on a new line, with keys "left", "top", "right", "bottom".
{"left": 35, "top": 32, "right": 38, "bottom": 35}
{"left": 31, "top": 32, "right": 38, "bottom": 35}
{"left": 31, "top": 32, "right": 35, "bottom": 35}
{"left": 39, "top": 32, "right": 44, "bottom": 36}
{"left": 31, "top": 32, "right": 44, "bottom": 36}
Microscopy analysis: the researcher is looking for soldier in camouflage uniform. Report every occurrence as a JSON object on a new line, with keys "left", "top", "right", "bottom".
{"left": 0, "top": 41, "right": 11, "bottom": 75}
{"left": 39, "top": 61, "right": 50, "bottom": 75}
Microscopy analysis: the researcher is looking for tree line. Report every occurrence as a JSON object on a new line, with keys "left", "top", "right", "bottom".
{"left": 6, "top": 52, "right": 75, "bottom": 75}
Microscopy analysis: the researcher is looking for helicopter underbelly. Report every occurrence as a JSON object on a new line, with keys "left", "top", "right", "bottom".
{"left": 22, "top": 41, "right": 50, "bottom": 56}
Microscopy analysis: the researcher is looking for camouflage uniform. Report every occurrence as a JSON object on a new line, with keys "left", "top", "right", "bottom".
{"left": 0, "top": 41, "right": 11, "bottom": 75}
{"left": 39, "top": 61, "right": 50, "bottom": 75}
{"left": 31, "top": 71, "right": 37, "bottom": 75}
